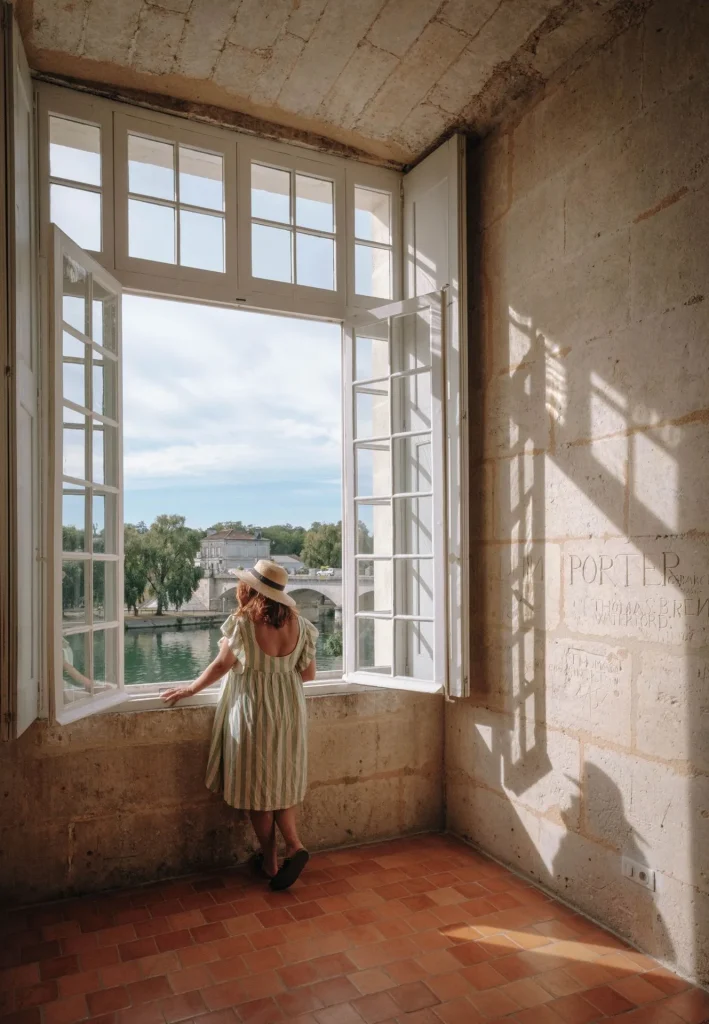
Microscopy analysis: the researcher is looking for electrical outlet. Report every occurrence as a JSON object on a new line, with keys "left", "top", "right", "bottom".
{"left": 622, "top": 856, "right": 656, "bottom": 891}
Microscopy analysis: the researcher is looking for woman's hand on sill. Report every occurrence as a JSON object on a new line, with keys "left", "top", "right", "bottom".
{"left": 160, "top": 683, "right": 197, "bottom": 707}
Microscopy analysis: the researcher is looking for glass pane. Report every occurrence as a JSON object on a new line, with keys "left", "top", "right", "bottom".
{"left": 92, "top": 422, "right": 116, "bottom": 486}
{"left": 392, "top": 310, "right": 431, "bottom": 373}
{"left": 355, "top": 385, "right": 388, "bottom": 439}
{"left": 128, "top": 134, "right": 175, "bottom": 200}
{"left": 356, "top": 444, "right": 390, "bottom": 497}
{"left": 393, "top": 372, "right": 431, "bottom": 434}
{"left": 63, "top": 489, "right": 87, "bottom": 552}
{"left": 92, "top": 356, "right": 116, "bottom": 418}
{"left": 355, "top": 327, "right": 389, "bottom": 381}
{"left": 252, "top": 223, "right": 292, "bottom": 282}
{"left": 354, "top": 186, "right": 391, "bottom": 244}
{"left": 358, "top": 559, "right": 391, "bottom": 614}
{"left": 393, "top": 436, "right": 432, "bottom": 494}
{"left": 62, "top": 560, "right": 87, "bottom": 626}
{"left": 94, "top": 492, "right": 117, "bottom": 555}
{"left": 63, "top": 418, "right": 86, "bottom": 479}
{"left": 357, "top": 618, "right": 391, "bottom": 674}
{"left": 395, "top": 619, "right": 434, "bottom": 680}
{"left": 63, "top": 255, "right": 88, "bottom": 333}
{"left": 129, "top": 199, "right": 176, "bottom": 263}
{"left": 357, "top": 501, "right": 391, "bottom": 556}
{"left": 63, "top": 348, "right": 86, "bottom": 408}
{"left": 62, "top": 631, "right": 92, "bottom": 699}
{"left": 94, "top": 627, "right": 119, "bottom": 691}
{"left": 93, "top": 561, "right": 117, "bottom": 622}
{"left": 180, "top": 210, "right": 225, "bottom": 272}
{"left": 50, "top": 117, "right": 101, "bottom": 186}
{"left": 251, "top": 163, "right": 290, "bottom": 223}
{"left": 394, "top": 495, "right": 433, "bottom": 555}
{"left": 296, "top": 233, "right": 334, "bottom": 290}
{"left": 179, "top": 147, "right": 224, "bottom": 210}
{"left": 396, "top": 558, "right": 434, "bottom": 617}
{"left": 355, "top": 244, "right": 391, "bottom": 299}
{"left": 92, "top": 279, "right": 118, "bottom": 351}
{"left": 296, "top": 175, "right": 333, "bottom": 232}
{"left": 51, "top": 184, "right": 101, "bottom": 252}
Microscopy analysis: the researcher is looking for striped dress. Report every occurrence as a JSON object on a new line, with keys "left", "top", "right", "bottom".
{"left": 205, "top": 612, "right": 318, "bottom": 811}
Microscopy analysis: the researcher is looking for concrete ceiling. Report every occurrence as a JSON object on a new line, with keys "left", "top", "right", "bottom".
{"left": 16, "top": 0, "right": 646, "bottom": 166}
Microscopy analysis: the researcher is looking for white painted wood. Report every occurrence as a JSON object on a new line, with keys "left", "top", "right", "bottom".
{"left": 403, "top": 136, "right": 469, "bottom": 699}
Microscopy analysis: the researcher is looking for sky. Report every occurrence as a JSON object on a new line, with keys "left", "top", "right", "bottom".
{"left": 123, "top": 297, "right": 342, "bottom": 530}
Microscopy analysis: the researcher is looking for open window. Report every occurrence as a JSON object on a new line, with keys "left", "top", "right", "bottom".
{"left": 53, "top": 226, "right": 125, "bottom": 723}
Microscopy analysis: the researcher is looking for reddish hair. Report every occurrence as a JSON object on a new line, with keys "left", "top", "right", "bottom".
{"left": 236, "top": 582, "right": 293, "bottom": 629}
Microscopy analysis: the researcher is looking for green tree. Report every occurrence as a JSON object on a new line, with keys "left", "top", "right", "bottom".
{"left": 205, "top": 520, "right": 248, "bottom": 534}
{"left": 261, "top": 524, "right": 306, "bottom": 557}
{"left": 124, "top": 522, "right": 149, "bottom": 615}
{"left": 143, "top": 515, "right": 202, "bottom": 615}
{"left": 301, "top": 522, "right": 342, "bottom": 569}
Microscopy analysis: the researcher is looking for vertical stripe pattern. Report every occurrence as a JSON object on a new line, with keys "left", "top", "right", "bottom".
{"left": 205, "top": 612, "right": 318, "bottom": 811}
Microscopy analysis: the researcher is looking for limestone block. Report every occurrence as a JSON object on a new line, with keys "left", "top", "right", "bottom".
{"left": 286, "top": 0, "right": 329, "bottom": 42}
{"left": 176, "top": 0, "right": 240, "bottom": 79}
{"left": 512, "top": 27, "right": 642, "bottom": 198}
{"left": 555, "top": 303, "right": 709, "bottom": 448}
{"left": 213, "top": 43, "right": 270, "bottom": 96}
{"left": 366, "top": 0, "right": 440, "bottom": 58}
{"left": 429, "top": 45, "right": 495, "bottom": 116}
{"left": 485, "top": 358, "right": 553, "bottom": 457}
{"left": 131, "top": 7, "right": 185, "bottom": 75}
{"left": 483, "top": 542, "right": 561, "bottom": 633}
{"left": 629, "top": 421, "right": 708, "bottom": 539}
{"left": 83, "top": 0, "right": 143, "bottom": 63}
{"left": 249, "top": 33, "right": 306, "bottom": 108}
{"left": 563, "top": 537, "right": 709, "bottom": 649}
{"left": 227, "top": 0, "right": 292, "bottom": 51}
{"left": 477, "top": 130, "right": 509, "bottom": 229}
{"left": 439, "top": 0, "right": 501, "bottom": 38}
{"left": 642, "top": 0, "right": 709, "bottom": 108}
{"left": 318, "top": 42, "right": 398, "bottom": 129}
{"left": 546, "top": 638, "right": 632, "bottom": 747}
{"left": 631, "top": 187, "right": 709, "bottom": 321}
{"left": 636, "top": 649, "right": 709, "bottom": 771}
{"left": 526, "top": 3, "right": 610, "bottom": 78}
{"left": 32, "top": 0, "right": 88, "bottom": 54}
{"left": 583, "top": 745, "right": 709, "bottom": 894}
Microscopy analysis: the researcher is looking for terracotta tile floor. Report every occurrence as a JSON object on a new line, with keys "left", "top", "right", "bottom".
{"left": 2, "top": 835, "right": 708, "bottom": 1024}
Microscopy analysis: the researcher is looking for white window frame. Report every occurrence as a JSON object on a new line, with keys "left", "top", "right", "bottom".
{"left": 348, "top": 164, "right": 401, "bottom": 309}
{"left": 342, "top": 291, "right": 448, "bottom": 696}
{"left": 52, "top": 225, "right": 126, "bottom": 724}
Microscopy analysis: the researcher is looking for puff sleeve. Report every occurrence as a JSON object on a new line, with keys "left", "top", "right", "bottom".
{"left": 220, "top": 612, "right": 244, "bottom": 664}
{"left": 296, "top": 619, "right": 318, "bottom": 673}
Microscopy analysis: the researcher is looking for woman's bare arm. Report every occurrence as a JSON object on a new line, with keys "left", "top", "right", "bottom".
{"left": 300, "top": 659, "right": 316, "bottom": 682}
{"left": 161, "top": 638, "right": 237, "bottom": 706}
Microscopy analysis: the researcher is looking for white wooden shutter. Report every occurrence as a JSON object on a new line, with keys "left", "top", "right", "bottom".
{"left": 403, "top": 135, "right": 469, "bottom": 698}
{"left": 0, "top": 5, "right": 41, "bottom": 739}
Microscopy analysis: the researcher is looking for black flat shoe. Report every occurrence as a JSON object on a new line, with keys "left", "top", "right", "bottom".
{"left": 249, "top": 852, "right": 275, "bottom": 880}
{"left": 269, "top": 849, "right": 310, "bottom": 891}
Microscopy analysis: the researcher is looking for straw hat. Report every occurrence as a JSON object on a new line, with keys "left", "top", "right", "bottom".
{"left": 235, "top": 559, "right": 296, "bottom": 608}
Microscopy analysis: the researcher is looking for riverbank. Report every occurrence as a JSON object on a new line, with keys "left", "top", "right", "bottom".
{"left": 125, "top": 612, "right": 223, "bottom": 631}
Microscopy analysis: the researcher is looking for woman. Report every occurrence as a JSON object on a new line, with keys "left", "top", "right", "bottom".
{"left": 161, "top": 559, "right": 317, "bottom": 891}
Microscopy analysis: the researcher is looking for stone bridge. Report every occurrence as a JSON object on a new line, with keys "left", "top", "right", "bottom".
{"left": 185, "top": 571, "right": 373, "bottom": 614}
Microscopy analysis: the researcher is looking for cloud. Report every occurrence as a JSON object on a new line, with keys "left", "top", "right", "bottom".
{"left": 123, "top": 297, "right": 342, "bottom": 490}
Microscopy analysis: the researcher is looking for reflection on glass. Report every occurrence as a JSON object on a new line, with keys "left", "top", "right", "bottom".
{"left": 355, "top": 386, "right": 388, "bottom": 439}
{"left": 251, "top": 164, "right": 290, "bottom": 223}
{"left": 51, "top": 184, "right": 101, "bottom": 252}
{"left": 63, "top": 331, "right": 85, "bottom": 361}
{"left": 355, "top": 329, "right": 389, "bottom": 381}
{"left": 355, "top": 444, "right": 390, "bottom": 497}
{"left": 296, "top": 233, "right": 334, "bottom": 290}
{"left": 393, "top": 372, "right": 431, "bottom": 434}
{"left": 92, "top": 361, "right": 105, "bottom": 416}
{"left": 396, "top": 558, "right": 434, "bottom": 617}
{"left": 63, "top": 490, "right": 86, "bottom": 551}
{"left": 358, "top": 558, "right": 391, "bottom": 614}
{"left": 355, "top": 243, "right": 391, "bottom": 298}
{"left": 356, "top": 501, "right": 392, "bottom": 556}
{"left": 357, "top": 618, "right": 391, "bottom": 674}
{"left": 92, "top": 280, "right": 118, "bottom": 350}
{"left": 296, "top": 175, "right": 333, "bottom": 232}
{"left": 94, "top": 627, "right": 118, "bottom": 689}
{"left": 394, "top": 495, "right": 432, "bottom": 555}
{"left": 63, "top": 420, "right": 86, "bottom": 479}
{"left": 50, "top": 117, "right": 101, "bottom": 186}
{"left": 63, "top": 255, "right": 88, "bottom": 333}
{"left": 93, "top": 423, "right": 104, "bottom": 484}
{"left": 93, "top": 493, "right": 105, "bottom": 553}
{"left": 180, "top": 210, "right": 225, "bottom": 272}
{"left": 396, "top": 619, "right": 433, "bottom": 680}
{"left": 129, "top": 135, "right": 175, "bottom": 200}
{"left": 252, "top": 223, "right": 292, "bottom": 282}
{"left": 63, "top": 355, "right": 85, "bottom": 408}
{"left": 392, "top": 310, "right": 431, "bottom": 373}
{"left": 62, "top": 631, "right": 91, "bottom": 697}
{"left": 354, "top": 186, "right": 391, "bottom": 244}
{"left": 393, "top": 436, "right": 432, "bottom": 494}
{"left": 179, "top": 147, "right": 224, "bottom": 210}
{"left": 129, "top": 199, "right": 176, "bottom": 263}
{"left": 93, "top": 561, "right": 116, "bottom": 622}
{"left": 62, "top": 560, "right": 87, "bottom": 626}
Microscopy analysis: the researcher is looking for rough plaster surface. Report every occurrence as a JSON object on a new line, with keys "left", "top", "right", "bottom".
{"left": 451, "top": 0, "right": 709, "bottom": 985}
{"left": 15, "top": 0, "right": 653, "bottom": 165}
{"left": 0, "top": 690, "right": 443, "bottom": 905}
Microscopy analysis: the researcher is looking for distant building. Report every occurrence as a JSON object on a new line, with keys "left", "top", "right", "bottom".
{"left": 272, "top": 554, "right": 306, "bottom": 574}
{"left": 200, "top": 529, "right": 271, "bottom": 573}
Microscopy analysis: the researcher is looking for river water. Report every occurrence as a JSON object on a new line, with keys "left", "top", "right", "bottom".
{"left": 124, "top": 614, "right": 342, "bottom": 685}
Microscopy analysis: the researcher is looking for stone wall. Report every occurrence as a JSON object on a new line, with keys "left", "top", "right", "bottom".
{"left": 449, "top": 0, "right": 709, "bottom": 984}
{"left": 1, "top": 690, "right": 443, "bottom": 905}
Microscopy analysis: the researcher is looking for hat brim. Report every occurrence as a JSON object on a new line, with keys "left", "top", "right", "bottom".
{"left": 235, "top": 569, "right": 296, "bottom": 608}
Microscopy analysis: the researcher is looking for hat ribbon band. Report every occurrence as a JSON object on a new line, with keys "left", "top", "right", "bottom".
{"left": 250, "top": 568, "right": 286, "bottom": 592}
